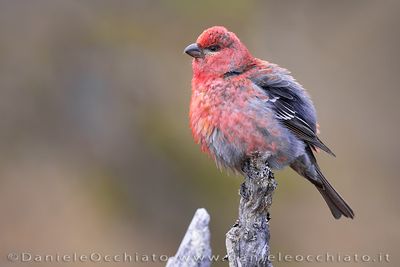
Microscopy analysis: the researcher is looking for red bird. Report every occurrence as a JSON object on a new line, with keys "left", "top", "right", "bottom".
{"left": 184, "top": 26, "right": 354, "bottom": 219}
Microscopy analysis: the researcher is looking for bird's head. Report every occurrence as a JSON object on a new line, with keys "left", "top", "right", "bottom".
{"left": 184, "top": 26, "right": 253, "bottom": 78}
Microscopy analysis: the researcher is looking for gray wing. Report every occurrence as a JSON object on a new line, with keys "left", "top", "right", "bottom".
{"left": 250, "top": 67, "right": 335, "bottom": 156}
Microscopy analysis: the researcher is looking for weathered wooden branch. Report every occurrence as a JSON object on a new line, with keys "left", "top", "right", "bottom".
{"left": 226, "top": 155, "right": 277, "bottom": 267}
{"left": 167, "top": 155, "right": 276, "bottom": 267}
{"left": 166, "top": 208, "right": 211, "bottom": 267}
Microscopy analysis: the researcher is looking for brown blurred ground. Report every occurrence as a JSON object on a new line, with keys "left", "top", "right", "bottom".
{"left": 0, "top": 0, "right": 399, "bottom": 266}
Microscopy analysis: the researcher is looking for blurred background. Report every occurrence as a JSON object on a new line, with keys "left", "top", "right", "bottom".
{"left": 1, "top": 0, "right": 399, "bottom": 266}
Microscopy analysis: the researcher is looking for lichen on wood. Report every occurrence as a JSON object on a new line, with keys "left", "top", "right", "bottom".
{"left": 226, "top": 155, "right": 277, "bottom": 267}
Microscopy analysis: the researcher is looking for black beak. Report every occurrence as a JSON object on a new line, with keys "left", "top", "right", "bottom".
{"left": 184, "top": 43, "right": 204, "bottom": 58}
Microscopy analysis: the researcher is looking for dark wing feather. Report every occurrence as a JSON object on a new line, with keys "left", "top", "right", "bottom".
{"left": 250, "top": 69, "right": 335, "bottom": 157}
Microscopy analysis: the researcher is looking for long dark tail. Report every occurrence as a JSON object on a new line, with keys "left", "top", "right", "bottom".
{"left": 291, "top": 146, "right": 354, "bottom": 219}
{"left": 315, "top": 168, "right": 354, "bottom": 219}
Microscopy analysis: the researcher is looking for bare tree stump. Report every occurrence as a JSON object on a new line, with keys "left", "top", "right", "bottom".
{"left": 226, "top": 155, "right": 277, "bottom": 267}
{"left": 166, "top": 208, "right": 211, "bottom": 267}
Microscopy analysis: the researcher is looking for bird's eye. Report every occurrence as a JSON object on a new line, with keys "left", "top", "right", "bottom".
{"left": 207, "top": 45, "right": 221, "bottom": 52}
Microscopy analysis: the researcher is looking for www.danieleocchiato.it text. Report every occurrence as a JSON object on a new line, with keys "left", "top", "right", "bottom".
{"left": 6, "top": 251, "right": 390, "bottom": 264}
